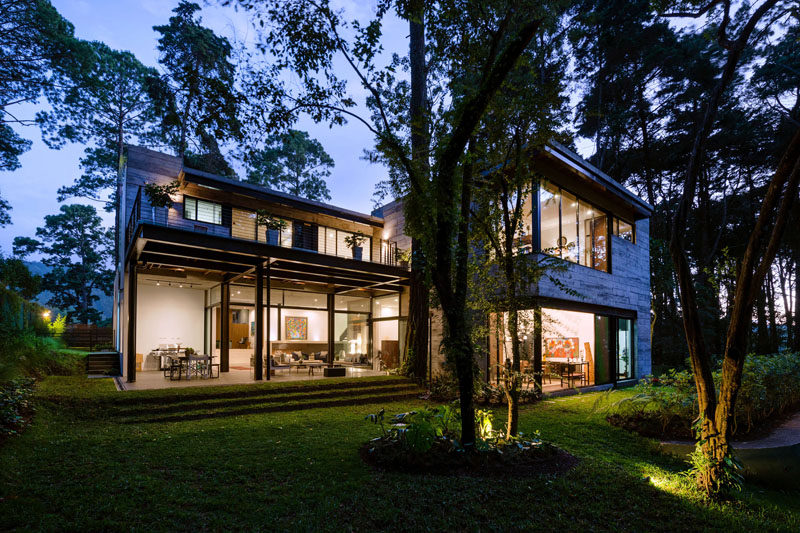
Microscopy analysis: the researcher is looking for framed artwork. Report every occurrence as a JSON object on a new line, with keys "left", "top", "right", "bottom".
{"left": 545, "top": 337, "right": 579, "bottom": 359}
{"left": 285, "top": 316, "right": 308, "bottom": 340}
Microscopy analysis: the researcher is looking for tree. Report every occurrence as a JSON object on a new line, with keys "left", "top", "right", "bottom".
{"left": 0, "top": 255, "right": 42, "bottom": 300}
{"left": 0, "top": 0, "right": 89, "bottom": 224}
{"left": 658, "top": 0, "right": 799, "bottom": 497}
{"left": 152, "top": 1, "right": 242, "bottom": 177}
{"left": 232, "top": 0, "right": 562, "bottom": 446}
{"left": 467, "top": 23, "right": 570, "bottom": 435}
{"left": 14, "top": 205, "right": 113, "bottom": 324}
{"left": 36, "top": 41, "right": 161, "bottom": 211}
{"left": 246, "top": 129, "right": 333, "bottom": 201}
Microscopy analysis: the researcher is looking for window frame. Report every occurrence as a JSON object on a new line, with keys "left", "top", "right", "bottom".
{"left": 537, "top": 180, "right": 611, "bottom": 274}
{"left": 183, "top": 196, "right": 224, "bottom": 226}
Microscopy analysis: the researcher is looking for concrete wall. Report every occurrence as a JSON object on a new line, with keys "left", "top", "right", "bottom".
{"left": 535, "top": 218, "right": 651, "bottom": 378}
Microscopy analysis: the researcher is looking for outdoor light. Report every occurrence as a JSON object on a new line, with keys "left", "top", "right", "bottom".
{"left": 179, "top": 284, "right": 183, "bottom": 288}
{"left": 42, "top": 310, "right": 51, "bottom": 319}
{"left": 156, "top": 281, "right": 160, "bottom": 286}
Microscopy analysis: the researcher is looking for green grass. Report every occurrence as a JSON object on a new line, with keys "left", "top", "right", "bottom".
{"left": 1, "top": 376, "right": 798, "bottom": 532}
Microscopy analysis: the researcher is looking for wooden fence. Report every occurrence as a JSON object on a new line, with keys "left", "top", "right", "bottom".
{"left": 62, "top": 324, "right": 113, "bottom": 350}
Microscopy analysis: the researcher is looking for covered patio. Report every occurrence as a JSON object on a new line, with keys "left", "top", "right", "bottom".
{"left": 124, "top": 223, "right": 410, "bottom": 387}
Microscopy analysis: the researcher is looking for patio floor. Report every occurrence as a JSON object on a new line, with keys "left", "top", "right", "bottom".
{"left": 121, "top": 367, "right": 388, "bottom": 391}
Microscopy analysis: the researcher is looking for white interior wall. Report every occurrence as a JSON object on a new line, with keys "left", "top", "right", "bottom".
{"left": 279, "top": 308, "right": 328, "bottom": 342}
{"left": 136, "top": 283, "right": 205, "bottom": 369}
{"left": 541, "top": 308, "right": 595, "bottom": 360}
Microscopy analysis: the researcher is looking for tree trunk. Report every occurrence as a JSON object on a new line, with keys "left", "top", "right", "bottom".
{"left": 777, "top": 258, "right": 792, "bottom": 349}
{"left": 404, "top": 0, "right": 430, "bottom": 383}
{"left": 767, "top": 269, "right": 778, "bottom": 352}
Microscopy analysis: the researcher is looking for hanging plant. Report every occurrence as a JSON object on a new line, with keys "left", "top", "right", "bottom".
{"left": 255, "top": 209, "right": 288, "bottom": 231}
{"left": 344, "top": 231, "right": 367, "bottom": 250}
{"left": 144, "top": 179, "right": 181, "bottom": 209}
{"left": 394, "top": 247, "right": 412, "bottom": 264}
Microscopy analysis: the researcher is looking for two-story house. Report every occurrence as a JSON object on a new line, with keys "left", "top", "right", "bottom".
{"left": 115, "top": 142, "right": 651, "bottom": 392}
{"left": 378, "top": 141, "right": 652, "bottom": 392}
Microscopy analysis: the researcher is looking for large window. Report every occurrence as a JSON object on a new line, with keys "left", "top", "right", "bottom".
{"left": 184, "top": 197, "right": 222, "bottom": 225}
{"left": 539, "top": 181, "right": 608, "bottom": 272}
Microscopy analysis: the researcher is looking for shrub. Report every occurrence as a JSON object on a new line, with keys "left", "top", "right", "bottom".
{"left": 606, "top": 352, "right": 800, "bottom": 439}
{"left": 0, "top": 378, "right": 35, "bottom": 438}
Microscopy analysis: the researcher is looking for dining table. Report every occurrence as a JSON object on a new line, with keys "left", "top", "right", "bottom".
{"left": 177, "top": 353, "right": 215, "bottom": 380}
{"left": 545, "top": 357, "right": 588, "bottom": 386}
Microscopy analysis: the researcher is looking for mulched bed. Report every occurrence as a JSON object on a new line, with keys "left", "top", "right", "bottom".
{"left": 360, "top": 439, "right": 578, "bottom": 478}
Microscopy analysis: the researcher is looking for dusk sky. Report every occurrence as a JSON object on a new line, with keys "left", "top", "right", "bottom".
{"left": 0, "top": 0, "right": 592, "bottom": 256}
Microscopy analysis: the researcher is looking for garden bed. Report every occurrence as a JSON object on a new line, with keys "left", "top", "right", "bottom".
{"left": 360, "top": 438, "right": 577, "bottom": 477}
{"left": 606, "top": 352, "right": 800, "bottom": 440}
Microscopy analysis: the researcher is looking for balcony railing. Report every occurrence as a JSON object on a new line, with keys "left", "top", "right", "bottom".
{"left": 125, "top": 186, "right": 406, "bottom": 269}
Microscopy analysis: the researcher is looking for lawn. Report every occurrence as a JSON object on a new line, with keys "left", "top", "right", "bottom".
{"left": 1, "top": 376, "right": 798, "bottom": 532}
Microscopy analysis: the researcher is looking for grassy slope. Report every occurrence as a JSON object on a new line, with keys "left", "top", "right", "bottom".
{"left": 0, "top": 376, "right": 797, "bottom": 532}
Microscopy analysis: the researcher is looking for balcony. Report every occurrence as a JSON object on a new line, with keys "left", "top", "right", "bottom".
{"left": 125, "top": 186, "right": 405, "bottom": 268}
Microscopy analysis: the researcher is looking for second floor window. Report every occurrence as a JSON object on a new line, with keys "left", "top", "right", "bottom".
{"left": 539, "top": 180, "right": 608, "bottom": 272}
{"left": 185, "top": 197, "right": 222, "bottom": 225}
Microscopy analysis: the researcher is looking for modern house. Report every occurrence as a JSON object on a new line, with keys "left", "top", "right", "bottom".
{"left": 114, "top": 142, "right": 651, "bottom": 391}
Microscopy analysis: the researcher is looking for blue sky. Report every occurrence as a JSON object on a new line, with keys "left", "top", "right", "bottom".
{"left": 0, "top": 0, "right": 592, "bottom": 256}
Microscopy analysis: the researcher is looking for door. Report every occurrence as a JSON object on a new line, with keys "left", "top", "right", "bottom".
{"left": 594, "top": 315, "right": 612, "bottom": 384}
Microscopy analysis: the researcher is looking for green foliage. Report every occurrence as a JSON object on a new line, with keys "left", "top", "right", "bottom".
{"left": 606, "top": 353, "right": 800, "bottom": 439}
{"left": 143, "top": 179, "right": 180, "bottom": 209}
{"left": 0, "top": 378, "right": 35, "bottom": 437}
{"left": 46, "top": 313, "right": 66, "bottom": 336}
{"left": 0, "top": 255, "right": 42, "bottom": 300}
{"left": 254, "top": 209, "right": 288, "bottom": 231}
{"left": 245, "top": 129, "right": 333, "bottom": 201}
{"left": 152, "top": 1, "right": 242, "bottom": 173}
{"left": 365, "top": 402, "right": 505, "bottom": 454}
{"left": 13, "top": 204, "right": 113, "bottom": 324}
{"left": 343, "top": 232, "right": 367, "bottom": 250}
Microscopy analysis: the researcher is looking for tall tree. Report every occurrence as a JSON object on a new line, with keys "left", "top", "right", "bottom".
{"left": 152, "top": 1, "right": 242, "bottom": 177}
{"left": 659, "top": 0, "right": 799, "bottom": 496}
{"left": 0, "top": 254, "right": 42, "bottom": 300}
{"left": 14, "top": 205, "right": 113, "bottom": 324}
{"left": 245, "top": 129, "right": 333, "bottom": 201}
{"left": 36, "top": 41, "right": 161, "bottom": 210}
{"left": 232, "top": 0, "right": 561, "bottom": 446}
{"left": 0, "top": 0, "right": 89, "bottom": 223}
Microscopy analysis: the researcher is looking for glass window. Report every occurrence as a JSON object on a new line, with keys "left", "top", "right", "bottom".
{"left": 578, "top": 200, "right": 593, "bottom": 268}
{"left": 592, "top": 212, "right": 608, "bottom": 271}
{"left": 560, "top": 190, "right": 578, "bottom": 263}
{"left": 284, "top": 290, "right": 326, "bottom": 309}
{"left": 375, "top": 319, "right": 400, "bottom": 369}
{"left": 539, "top": 181, "right": 560, "bottom": 256}
{"left": 335, "top": 294, "right": 370, "bottom": 312}
{"left": 614, "top": 218, "right": 635, "bottom": 243}
{"left": 617, "top": 318, "right": 634, "bottom": 380}
{"left": 333, "top": 312, "right": 370, "bottom": 365}
{"left": 209, "top": 285, "right": 221, "bottom": 306}
{"left": 184, "top": 197, "right": 222, "bottom": 225}
{"left": 373, "top": 295, "right": 400, "bottom": 317}
{"left": 231, "top": 285, "right": 254, "bottom": 303}
{"left": 280, "top": 221, "right": 293, "bottom": 248}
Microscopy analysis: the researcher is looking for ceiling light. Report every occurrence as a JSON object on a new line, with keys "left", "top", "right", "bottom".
{"left": 156, "top": 281, "right": 160, "bottom": 286}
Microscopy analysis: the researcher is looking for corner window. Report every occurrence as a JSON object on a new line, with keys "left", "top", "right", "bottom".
{"left": 613, "top": 217, "right": 635, "bottom": 243}
{"left": 539, "top": 180, "right": 608, "bottom": 272}
{"left": 184, "top": 197, "right": 222, "bottom": 225}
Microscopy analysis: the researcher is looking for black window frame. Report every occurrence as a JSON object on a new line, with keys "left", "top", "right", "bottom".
{"left": 183, "top": 195, "right": 224, "bottom": 226}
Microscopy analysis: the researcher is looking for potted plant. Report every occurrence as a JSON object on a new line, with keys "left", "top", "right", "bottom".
{"left": 394, "top": 247, "right": 411, "bottom": 268}
{"left": 344, "top": 231, "right": 367, "bottom": 260}
{"left": 256, "top": 209, "right": 288, "bottom": 245}
{"left": 143, "top": 179, "right": 180, "bottom": 223}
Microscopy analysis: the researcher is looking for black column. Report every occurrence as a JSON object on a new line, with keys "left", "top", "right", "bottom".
{"left": 221, "top": 282, "right": 230, "bottom": 372}
{"left": 254, "top": 262, "right": 264, "bottom": 381}
{"left": 533, "top": 305, "right": 543, "bottom": 393}
{"left": 266, "top": 260, "right": 271, "bottom": 381}
{"left": 126, "top": 262, "right": 137, "bottom": 382}
{"left": 327, "top": 293, "right": 335, "bottom": 366}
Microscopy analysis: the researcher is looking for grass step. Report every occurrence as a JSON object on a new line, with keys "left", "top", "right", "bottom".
{"left": 125, "top": 391, "right": 423, "bottom": 424}
{"left": 113, "top": 383, "right": 422, "bottom": 418}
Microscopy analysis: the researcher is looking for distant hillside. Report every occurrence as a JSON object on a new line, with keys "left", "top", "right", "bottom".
{"left": 24, "top": 261, "right": 113, "bottom": 320}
